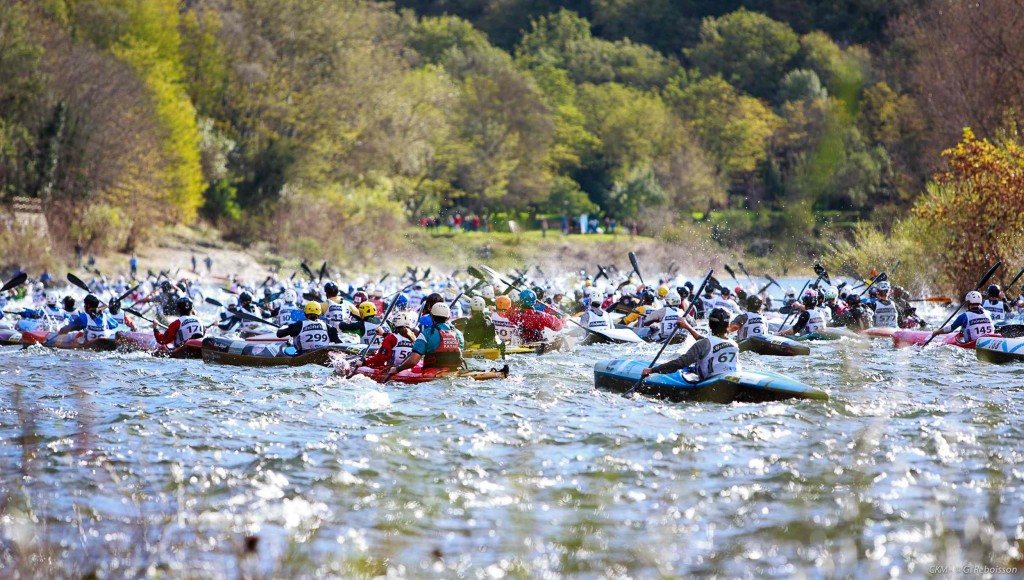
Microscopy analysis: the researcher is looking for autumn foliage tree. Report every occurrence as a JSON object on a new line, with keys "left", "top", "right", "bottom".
{"left": 914, "top": 127, "right": 1024, "bottom": 291}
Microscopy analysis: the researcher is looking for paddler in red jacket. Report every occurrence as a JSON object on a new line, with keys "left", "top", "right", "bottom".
{"left": 508, "top": 289, "right": 564, "bottom": 343}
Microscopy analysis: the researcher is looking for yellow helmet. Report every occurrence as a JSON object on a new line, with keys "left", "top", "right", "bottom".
{"left": 584, "top": 280, "right": 592, "bottom": 287}
{"left": 495, "top": 295, "right": 512, "bottom": 311}
{"left": 304, "top": 301, "right": 322, "bottom": 316}
{"left": 658, "top": 285, "right": 669, "bottom": 298}
{"left": 358, "top": 301, "right": 377, "bottom": 318}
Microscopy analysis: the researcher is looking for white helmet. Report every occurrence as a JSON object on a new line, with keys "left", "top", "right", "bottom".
{"left": 283, "top": 289, "right": 297, "bottom": 304}
{"left": 622, "top": 284, "right": 637, "bottom": 297}
{"left": 786, "top": 286, "right": 796, "bottom": 297}
{"left": 876, "top": 281, "right": 891, "bottom": 292}
{"left": 394, "top": 311, "right": 418, "bottom": 328}
{"left": 480, "top": 285, "right": 495, "bottom": 300}
{"left": 665, "top": 291, "right": 681, "bottom": 306}
{"left": 45, "top": 292, "right": 58, "bottom": 305}
{"left": 588, "top": 288, "right": 602, "bottom": 303}
{"left": 470, "top": 296, "right": 487, "bottom": 312}
{"left": 965, "top": 291, "right": 983, "bottom": 305}
{"left": 430, "top": 302, "right": 451, "bottom": 318}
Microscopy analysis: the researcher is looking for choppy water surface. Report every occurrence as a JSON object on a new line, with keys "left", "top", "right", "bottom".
{"left": 2, "top": 310, "right": 1024, "bottom": 577}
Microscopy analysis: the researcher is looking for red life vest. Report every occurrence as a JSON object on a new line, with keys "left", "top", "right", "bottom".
{"left": 424, "top": 327, "right": 462, "bottom": 369}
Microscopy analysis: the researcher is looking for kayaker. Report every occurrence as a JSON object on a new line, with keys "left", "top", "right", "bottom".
{"left": 929, "top": 291, "right": 994, "bottom": 343}
{"left": 62, "top": 295, "right": 78, "bottom": 317}
{"left": 107, "top": 298, "right": 135, "bottom": 330}
{"left": 831, "top": 299, "right": 871, "bottom": 331}
{"left": 641, "top": 308, "right": 738, "bottom": 381}
{"left": 982, "top": 284, "right": 1007, "bottom": 322}
{"left": 866, "top": 281, "right": 902, "bottom": 328}
{"left": 385, "top": 302, "right": 465, "bottom": 378}
{"left": 58, "top": 294, "right": 118, "bottom": 341}
{"left": 508, "top": 294, "right": 564, "bottom": 343}
{"left": 273, "top": 289, "right": 304, "bottom": 326}
{"left": 418, "top": 293, "right": 444, "bottom": 328}
{"left": 276, "top": 301, "right": 342, "bottom": 351}
{"left": 697, "top": 286, "right": 716, "bottom": 319}
{"left": 321, "top": 281, "right": 352, "bottom": 331}
{"left": 779, "top": 287, "right": 798, "bottom": 314}
{"left": 368, "top": 285, "right": 386, "bottom": 314}
{"left": 363, "top": 311, "right": 418, "bottom": 370}
{"left": 461, "top": 296, "right": 497, "bottom": 347}
{"left": 779, "top": 291, "right": 826, "bottom": 336}
{"left": 236, "top": 291, "right": 263, "bottom": 333}
{"left": 579, "top": 288, "right": 613, "bottom": 330}
{"left": 713, "top": 287, "right": 741, "bottom": 315}
{"left": 613, "top": 284, "right": 639, "bottom": 315}
{"left": 491, "top": 295, "right": 520, "bottom": 345}
{"left": 621, "top": 289, "right": 657, "bottom": 327}
{"left": 642, "top": 291, "right": 682, "bottom": 342}
{"left": 732, "top": 295, "right": 766, "bottom": 340}
{"left": 336, "top": 301, "right": 386, "bottom": 346}
{"left": 153, "top": 297, "right": 205, "bottom": 349}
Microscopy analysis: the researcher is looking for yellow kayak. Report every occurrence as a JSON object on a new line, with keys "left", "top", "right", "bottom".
{"left": 464, "top": 337, "right": 570, "bottom": 360}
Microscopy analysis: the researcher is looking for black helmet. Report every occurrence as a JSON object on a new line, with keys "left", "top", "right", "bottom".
{"left": 324, "top": 281, "right": 339, "bottom": 297}
{"left": 263, "top": 287, "right": 272, "bottom": 298}
{"left": 801, "top": 293, "right": 816, "bottom": 308}
{"left": 678, "top": 287, "right": 690, "bottom": 300}
{"left": 708, "top": 307, "right": 730, "bottom": 332}
{"left": 62, "top": 296, "right": 76, "bottom": 311}
{"left": 747, "top": 295, "right": 762, "bottom": 312}
{"left": 988, "top": 284, "right": 1001, "bottom": 297}
{"left": 109, "top": 298, "right": 121, "bottom": 314}
{"left": 177, "top": 297, "right": 193, "bottom": 316}
{"left": 83, "top": 294, "right": 100, "bottom": 310}
{"left": 161, "top": 280, "right": 172, "bottom": 291}
{"left": 239, "top": 291, "right": 253, "bottom": 304}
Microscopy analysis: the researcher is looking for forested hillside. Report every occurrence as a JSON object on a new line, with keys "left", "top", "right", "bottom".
{"left": 1, "top": 0, "right": 1022, "bottom": 287}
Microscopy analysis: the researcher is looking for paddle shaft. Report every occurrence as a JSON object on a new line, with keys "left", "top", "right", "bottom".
{"left": 622, "top": 325, "right": 681, "bottom": 397}
{"left": 779, "top": 278, "right": 814, "bottom": 331}
{"left": 922, "top": 261, "right": 1002, "bottom": 347}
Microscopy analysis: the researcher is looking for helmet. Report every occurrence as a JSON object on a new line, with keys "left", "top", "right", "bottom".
{"left": 747, "top": 295, "right": 762, "bottom": 311}
{"left": 734, "top": 286, "right": 743, "bottom": 296}
{"left": 658, "top": 286, "right": 669, "bottom": 298}
{"left": 708, "top": 307, "right": 730, "bottom": 332}
{"left": 641, "top": 289, "right": 655, "bottom": 304}
{"left": 824, "top": 288, "right": 838, "bottom": 301}
{"left": 786, "top": 286, "right": 796, "bottom": 297}
{"left": 430, "top": 302, "right": 451, "bottom": 318}
{"left": 46, "top": 292, "right": 58, "bottom": 305}
{"left": 83, "top": 294, "right": 100, "bottom": 310}
{"left": 665, "top": 291, "right": 681, "bottom": 306}
{"left": 801, "top": 293, "right": 816, "bottom": 308}
{"left": 239, "top": 291, "right": 253, "bottom": 304}
{"left": 358, "top": 301, "right": 377, "bottom": 318}
{"left": 678, "top": 286, "right": 690, "bottom": 300}
{"left": 532, "top": 286, "right": 545, "bottom": 298}
{"left": 803, "top": 288, "right": 817, "bottom": 298}
{"left": 481, "top": 285, "right": 495, "bottom": 300}
{"left": 394, "top": 311, "right": 417, "bottom": 328}
{"left": 876, "top": 281, "right": 891, "bottom": 292}
{"left": 965, "top": 291, "right": 983, "bottom": 305}
{"left": 176, "top": 297, "right": 193, "bottom": 316}
{"left": 352, "top": 291, "right": 368, "bottom": 305}
{"left": 987, "top": 284, "right": 1001, "bottom": 297}
{"left": 161, "top": 281, "right": 172, "bottom": 291}
{"left": 622, "top": 284, "right": 637, "bottom": 297}
{"left": 108, "top": 298, "right": 121, "bottom": 314}
{"left": 720, "top": 287, "right": 731, "bottom": 297}
{"left": 367, "top": 284, "right": 380, "bottom": 298}
{"left": 63, "top": 296, "right": 76, "bottom": 311}
{"left": 324, "top": 281, "right": 339, "bottom": 297}
{"left": 395, "top": 294, "right": 409, "bottom": 309}
{"left": 518, "top": 289, "right": 537, "bottom": 306}
{"left": 283, "top": 289, "right": 297, "bottom": 303}
{"left": 263, "top": 287, "right": 272, "bottom": 298}
{"left": 470, "top": 296, "right": 487, "bottom": 312}
{"left": 304, "top": 301, "right": 322, "bottom": 316}
{"left": 583, "top": 280, "right": 592, "bottom": 287}
{"left": 495, "top": 295, "right": 512, "bottom": 311}
{"left": 587, "top": 288, "right": 602, "bottom": 303}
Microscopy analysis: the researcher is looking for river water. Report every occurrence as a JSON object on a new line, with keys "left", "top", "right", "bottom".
{"left": 1, "top": 302, "right": 1023, "bottom": 577}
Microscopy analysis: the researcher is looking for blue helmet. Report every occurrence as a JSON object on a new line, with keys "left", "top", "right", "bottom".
{"left": 395, "top": 294, "right": 409, "bottom": 309}
{"left": 518, "top": 289, "right": 537, "bottom": 306}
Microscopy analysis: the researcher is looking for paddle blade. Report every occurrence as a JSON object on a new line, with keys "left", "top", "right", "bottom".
{"left": 205, "top": 297, "right": 224, "bottom": 308}
{"left": 117, "top": 284, "right": 140, "bottom": 302}
{"left": 318, "top": 261, "right": 327, "bottom": 282}
{"left": 301, "top": 262, "right": 316, "bottom": 281}
{"left": 628, "top": 251, "right": 644, "bottom": 285}
{"left": 67, "top": 272, "right": 90, "bottom": 292}
{"left": 1, "top": 272, "right": 27, "bottom": 293}
{"left": 724, "top": 264, "right": 737, "bottom": 281}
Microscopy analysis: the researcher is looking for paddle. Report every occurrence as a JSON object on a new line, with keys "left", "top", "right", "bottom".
{"left": 318, "top": 261, "right": 327, "bottom": 283}
{"left": 301, "top": 262, "right": 316, "bottom": 281}
{"left": 628, "top": 252, "right": 645, "bottom": 288}
{"left": 205, "top": 297, "right": 224, "bottom": 308}
{"left": 1, "top": 272, "right": 28, "bottom": 293}
{"left": 724, "top": 264, "right": 738, "bottom": 283}
{"left": 683, "top": 270, "right": 715, "bottom": 318}
{"left": 622, "top": 325, "right": 680, "bottom": 398}
{"left": 233, "top": 308, "right": 281, "bottom": 328}
{"left": 737, "top": 262, "right": 755, "bottom": 285}
{"left": 922, "top": 261, "right": 1002, "bottom": 347}
{"left": 125, "top": 307, "right": 167, "bottom": 329}
{"left": 379, "top": 272, "right": 390, "bottom": 284}
{"left": 67, "top": 272, "right": 90, "bottom": 293}
{"left": 1003, "top": 266, "right": 1024, "bottom": 294}
{"left": 595, "top": 264, "right": 610, "bottom": 282}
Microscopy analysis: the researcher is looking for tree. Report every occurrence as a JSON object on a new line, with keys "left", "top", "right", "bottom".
{"left": 687, "top": 9, "right": 799, "bottom": 100}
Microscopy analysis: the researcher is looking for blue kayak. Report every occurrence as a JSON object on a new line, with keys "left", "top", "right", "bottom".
{"left": 593, "top": 359, "right": 828, "bottom": 403}
{"left": 976, "top": 336, "right": 1024, "bottom": 364}
{"left": 737, "top": 334, "right": 809, "bottom": 356}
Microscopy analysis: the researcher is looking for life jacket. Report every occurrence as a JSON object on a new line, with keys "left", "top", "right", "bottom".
{"left": 82, "top": 312, "right": 113, "bottom": 342}
{"left": 982, "top": 299, "right": 1006, "bottom": 322}
{"left": 736, "top": 312, "right": 765, "bottom": 341}
{"left": 407, "top": 290, "right": 425, "bottom": 312}
{"left": 323, "top": 299, "right": 348, "bottom": 329}
{"left": 713, "top": 298, "right": 737, "bottom": 314}
{"left": 659, "top": 307, "right": 680, "bottom": 338}
{"left": 422, "top": 325, "right": 462, "bottom": 369}
{"left": 295, "top": 319, "right": 330, "bottom": 351}
{"left": 389, "top": 333, "right": 415, "bottom": 367}
{"left": 238, "top": 304, "right": 261, "bottom": 332}
{"left": 698, "top": 335, "right": 739, "bottom": 380}
{"left": 873, "top": 300, "right": 898, "bottom": 327}
{"left": 961, "top": 310, "right": 994, "bottom": 342}
{"left": 108, "top": 310, "right": 126, "bottom": 326}
{"left": 802, "top": 308, "right": 826, "bottom": 335}
{"left": 491, "top": 311, "right": 519, "bottom": 344}
{"left": 361, "top": 317, "right": 383, "bottom": 346}
{"left": 175, "top": 316, "right": 205, "bottom": 348}
{"left": 584, "top": 307, "right": 611, "bottom": 329}
{"left": 277, "top": 303, "right": 302, "bottom": 326}
{"left": 817, "top": 305, "right": 833, "bottom": 324}
{"left": 699, "top": 296, "right": 716, "bottom": 316}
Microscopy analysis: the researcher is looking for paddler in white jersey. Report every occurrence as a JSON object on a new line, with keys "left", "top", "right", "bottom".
{"left": 982, "top": 284, "right": 1007, "bottom": 322}
{"left": 579, "top": 288, "right": 613, "bottom": 330}
{"left": 641, "top": 308, "right": 739, "bottom": 382}
{"left": 930, "top": 291, "right": 994, "bottom": 343}
{"left": 867, "top": 281, "right": 902, "bottom": 328}
{"left": 731, "top": 295, "right": 766, "bottom": 340}
{"left": 642, "top": 290, "right": 682, "bottom": 342}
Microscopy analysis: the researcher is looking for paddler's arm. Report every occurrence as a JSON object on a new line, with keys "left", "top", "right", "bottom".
{"left": 388, "top": 331, "right": 428, "bottom": 376}
{"left": 642, "top": 338, "right": 710, "bottom": 377}
{"left": 153, "top": 320, "right": 181, "bottom": 345}
{"left": 276, "top": 321, "right": 302, "bottom": 339}
{"left": 930, "top": 313, "right": 966, "bottom": 338}
{"left": 327, "top": 326, "right": 342, "bottom": 343}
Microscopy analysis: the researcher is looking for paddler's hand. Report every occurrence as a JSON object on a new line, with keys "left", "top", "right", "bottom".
{"left": 641, "top": 368, "right": 653, "bottom": 378}
{"left": 385, "top": 366, "right": 397, "bottom": 377}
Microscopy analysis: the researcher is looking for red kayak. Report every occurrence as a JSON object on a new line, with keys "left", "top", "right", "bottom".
{"left": 20, "top": 330, "right": 118, "bottom": 350}
{"left": 861, "top": 327, "right": 899, "bottom": 339}
{"left": 892, "top": 329, "right": 997, "bottom": 349}
{"left": 329, "top": 352, "right": 508, "bottom": 384}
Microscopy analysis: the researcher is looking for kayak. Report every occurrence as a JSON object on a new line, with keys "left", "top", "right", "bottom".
{"left": 0, "top": 328, "right": 22, "bottom": 346}
{"left": 464, "top": 337, "right": 572, "bottom": 359}
{"left": 578, "top": 326, "right": 644, "bottom": 345}
{"left": 593, "top": 359, "right": 827, "bottom": 403}
{"left": 791, "top": 326, "right": 865, "bottom": 341}
{"left": 114, "top": 331, "right": 160, "bottom": 352}
{"left": 348, "top": 363, "right": 510, "bottom": 384}
{"left": 861, "top": 327, "right": 899, "bottom": 339}
{"left": 201, "top": 336, "right": 346, "bottom": 367}
{"left": 891, "top": 329, "right": 980, "bottom": 349}
{"left": 737, "top": 334, "right": 810, "bottom": 356}
{"left": 976, "top": 336, "right": 1024, "bottom": 364}
{"left": 20, "top": 330, "right": 120, "bottom": 351}
{"left": 153, "top": 338, "right": 205, "bottom": 359}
